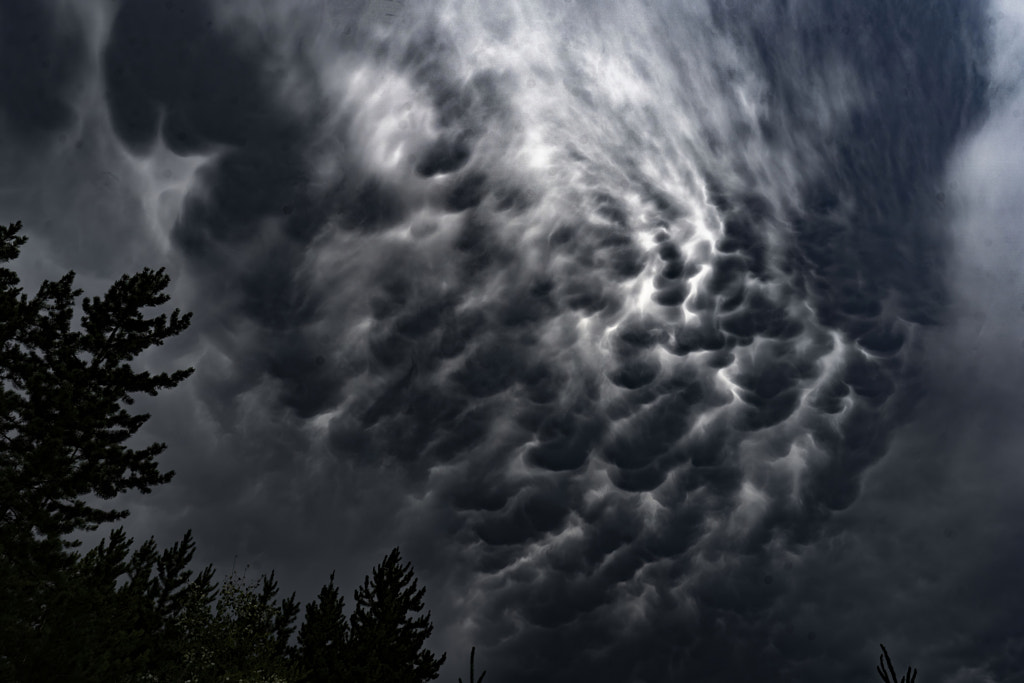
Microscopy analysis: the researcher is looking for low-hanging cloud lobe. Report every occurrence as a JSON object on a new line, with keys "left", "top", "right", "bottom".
{"left": 5, "top": 0, "right": 1024, "bottom": 681}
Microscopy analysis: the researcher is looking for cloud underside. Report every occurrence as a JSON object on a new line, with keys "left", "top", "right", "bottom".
{"left": 0, "top": 0, "right": 998, "bottom": 680}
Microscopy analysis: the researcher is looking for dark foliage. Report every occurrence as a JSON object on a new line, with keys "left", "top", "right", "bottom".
{"left": 1, "top": 220, "right": 452, "bottom": 683}
{"left": 297, "top": 548, "right": 447, "bottom": 683}
{"left": 297, "top": 570, "right": 350, "bottom": 682}
{"left": 0, "top": 221, "right": 194, "bottom": 551}
{"left": 0, "top": 220, "right": 195, "bottom": 681}
{"left": 347, "top": 547, "right": 447, "bottom": 682}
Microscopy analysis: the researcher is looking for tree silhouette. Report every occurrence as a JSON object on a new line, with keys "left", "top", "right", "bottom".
{"left": 296, "top": 571, "right": 350, "bottom": 682}
{"left": 0, "top": 220, "right": 194, "bottom": 552}
{"left": 0, "top": 219, "right": 195, "bottom": 680}
{"left": 168, "top": 563, "right": 304, "bottom": 682}
{"left": 346, "top": 547, "right": 447, "bottom": 683}
{"left": 5, "top": 520, "right": 308, "bottom": 682}
{"left": 0, "top": 222, "right": 453, "bottom": 682}
{"left": 3, "top": 524, "right": 220, "bottom": 681}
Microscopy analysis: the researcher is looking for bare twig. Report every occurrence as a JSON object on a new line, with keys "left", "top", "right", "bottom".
{"left": 458, "top": 646, "right": 486, "bottom": 683}
{"left": 877, "top": 643, "right": 918, "bottom": 683}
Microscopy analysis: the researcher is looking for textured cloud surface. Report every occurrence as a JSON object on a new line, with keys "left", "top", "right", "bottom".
{"left": 4, "top": 0, "right": 1024, "bottom": 681}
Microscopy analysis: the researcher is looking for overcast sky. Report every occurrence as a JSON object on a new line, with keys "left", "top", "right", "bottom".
{"left": 3, "top": 0, "right": 1024, "bottom": 681}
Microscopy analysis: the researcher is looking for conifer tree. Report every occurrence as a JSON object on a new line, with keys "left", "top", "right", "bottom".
{"left": 1, "top": 222, "right": 454, "bottom": 683}
{"left": 296, "top": 571, "right": 350, "bottom": 683}
{"left": 0, "top": 220, "right": 194, "bottom": 554}
{"left": 346, "top": 547, "right": 447, "bottom": 683}
{"left": 0, "top": 220, "right": 195, "bottom": 680}
{"left": 3, "top": 524, "right": 220, "bottom": 682}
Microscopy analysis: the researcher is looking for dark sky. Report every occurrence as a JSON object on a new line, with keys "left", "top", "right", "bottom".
{"left": 3, "top": 0, "right": 1024, "bottom": 681}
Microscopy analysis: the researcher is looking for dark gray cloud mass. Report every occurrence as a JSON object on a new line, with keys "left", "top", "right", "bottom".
{"left": 4, "top": 0, "right": 1024, "bottom": 681}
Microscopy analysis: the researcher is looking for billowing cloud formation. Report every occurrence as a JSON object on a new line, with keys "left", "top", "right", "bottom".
{"left": 6, "top": 0, "right": 1024, "bottom": 681}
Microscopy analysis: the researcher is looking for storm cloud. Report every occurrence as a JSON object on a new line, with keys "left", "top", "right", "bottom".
{"left": 4, "top": 0, "right": 1024, "bottom": 681}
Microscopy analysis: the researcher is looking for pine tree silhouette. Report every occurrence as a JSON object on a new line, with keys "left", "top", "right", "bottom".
{"left": 0, "top": 220, "right": 194, "bottom": 681}
{"left": 297, "top": 570, "right": 350, "bottom": 682}
{"left": 347, "top": 547, "right": 447, "bottom": 683}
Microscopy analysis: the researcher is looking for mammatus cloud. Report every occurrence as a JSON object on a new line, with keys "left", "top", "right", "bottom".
{"left": 4, "top": 0, "right": 1024, "bottom": 681}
